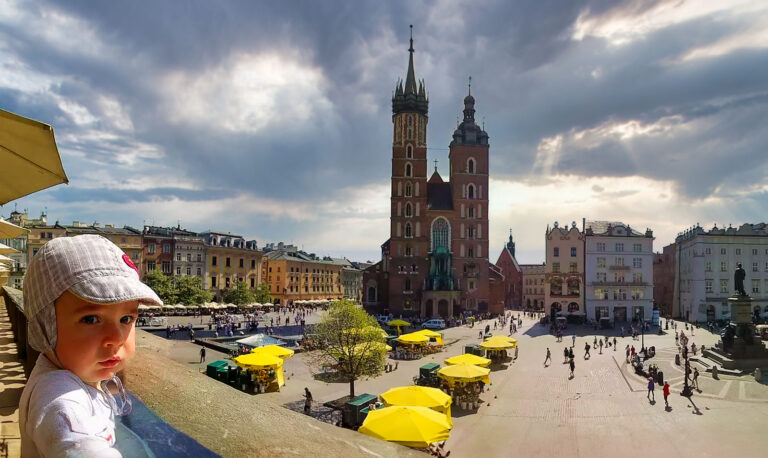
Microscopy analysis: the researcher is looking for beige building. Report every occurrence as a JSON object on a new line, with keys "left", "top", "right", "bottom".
{"left": 262, "top": 246, "right": 344, "bottom": 306}
{"left": 521, "top": 263, "right": 546, "bottom": 310}
{"left": 544, "top": 221, "right": 585, "bottom": 320}
{"left": 200, "top": 231, "right": 262, "bottom": 301}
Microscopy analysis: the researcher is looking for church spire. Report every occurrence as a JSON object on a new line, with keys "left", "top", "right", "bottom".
{"left": 392, "top": 25, "right": 428, "bottom": 116}
{"left": 405, "top": 25, "right": 417, "bottom": 96}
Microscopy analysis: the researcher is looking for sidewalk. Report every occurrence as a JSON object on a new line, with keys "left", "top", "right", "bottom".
{"left": 0, "top": 296, "right": 24, "bottom": 457}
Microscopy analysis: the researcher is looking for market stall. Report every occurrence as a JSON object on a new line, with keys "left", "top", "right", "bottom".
{"left": 358, "top": 406, "right": 451, "bottom": 448}
{"left": 436, "top": 363, "right": 490, "bottom": 410}
{"left": 479, "top": 336, "right": 516, "bottom": 362}
{"left": 379, "top": 386, "right": 452, "bottom": 425}
{"left": 387, "top": 319, "right": 410, "bottom": 335}
{"left": 444, "top": 353, "right": 491, "bottom": 368}
{"left": 396, "top": 333, "right": 429, "bottom": 359}
{"left": 233, "top": 353, "right": 285, "bottom": 393}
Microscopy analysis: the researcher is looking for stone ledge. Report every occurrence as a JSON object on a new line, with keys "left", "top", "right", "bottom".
{"left": 126, "top": 330, "right": 420, "bottom": 458}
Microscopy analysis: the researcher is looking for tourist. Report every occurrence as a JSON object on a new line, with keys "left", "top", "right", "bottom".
{"left": 692, "top": 368, "right": 700, "bottom": 390}
{"left": 544, "top": 347, "right": 551, "bottom": 366}
{"left": 568, "top": 347, "right": 574, "bottom": 360}
{"left": 647, "top": 377, "right": 655, "bottom": 402}
{"left": 593, "top": 336, "right": 597, "bottom": 349}
{"left": 569, "top": 357, "right": 575, "bottom": 378}
{"left": 19, "top": 235, "right": 163, "bottom": 456}
{"left": 584, "top": 342, "right": 591, "bottom": 359}
{"left": 663, "top": 380, "right": 671, "bottom": 408}
{"left": 304, "top": 387, "right": 313, "bottom": 414}
{"left": 200, "top": 346, "right": 206, "bottom": 363}
{"left": 564, "top": 347, "right": 569, "bottom": 363}
{"left": 626, "top": 345, "right": 631, "bottom": 362}
{"left": 613, "top": 337, "right": 617, "bottom": 350}
{"left": 572, "top": 334, "right": 576, "bottom": 347}
{"left": 599, "top": 339, "right": 603, "bottom": 354}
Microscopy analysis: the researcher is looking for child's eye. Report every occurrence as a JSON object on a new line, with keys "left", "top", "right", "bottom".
{"left": 121, "top": 315, "right": 135, "bottom": 325}
{"left": 80, "top": 315, "right": 99, "bottom": 324}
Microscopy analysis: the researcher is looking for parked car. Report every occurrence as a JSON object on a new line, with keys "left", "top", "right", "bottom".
{"left": 375, "top": 315, "right": 391, "bottom": 324}
{"left": 422, "top": 319, "right": 446, "bottom": 330}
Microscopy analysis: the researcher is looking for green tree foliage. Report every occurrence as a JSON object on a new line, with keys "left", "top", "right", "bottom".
{"left": 222, "top": 279, "right": 255, "bottom": 305}
{"left": 309, "top": 300, "right": 386, "bottom": 397}
{"left": 174, "top": 275, "right": 213, "bottom": 305}
{"left": 143, "top": 269, "right": 176, "bottom": 304}
{"left": 253, "top": 282, "right": 272, "bottom": 303}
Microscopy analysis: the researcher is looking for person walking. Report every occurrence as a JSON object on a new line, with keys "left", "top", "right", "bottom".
{"left": 544, "top": 347, "right": 551, "bottom": 366}
{"left": 599, "top": 339, "right": 604, "bottom": 354}
{"left": 613, "top": 337, "right": 617, "bottom": 350}
{"left": 572, "top": 334, "right": 576, "bottom": 347}
{"left": 692, "top": 367, "right": 700, "bottom": 390}
{"left": 647, "top": 377, "right": 655, "bottom": 402}
{"left": 626, "top": 345, "right": 631, "bottom": 363}
{"left": 199, "top": 346, "right": 206, "bottom": 363}
{"left": 584, "top": 342, "right": 591, "bottom": 359}
{"left": 593, "top": 336, "right": 598, "bottom": 349}
{"left": 569, "top": 357, "right": 575, "bottom": 378}
{"left": 564, "top": 347, "right": 569, "bottom": 363}
{"left": 304, "top": 387, "right": 313, "bottom": 415}
{"left": 663, "top": 380, "right": 671, "bottom": 408}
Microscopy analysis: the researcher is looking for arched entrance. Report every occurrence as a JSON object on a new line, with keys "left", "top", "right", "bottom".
{"left": 567, "top": 302, "right": 579, "bottom": 313}
{"left": 438, "top": 299, "right": 449, "bottom": 318}
{"left": 550, "top": 302, "right": 562, "bottom": 319}
{"left": 707, "top": 305, "right": 716, "bottom": 322}
{"left": 526, "top": 298, "right": 531, "bottom": 308}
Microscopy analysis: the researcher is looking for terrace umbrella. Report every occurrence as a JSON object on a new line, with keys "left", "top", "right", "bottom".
{"left": 233, "top": 353, "right": 283, "bottom": 370}
{"left": 412, "top": 329, "right": 444, "bottom": 345}
{"left": 387, "top": 319, "right": 410, "bottom": 335}
{"left": 358, "top": 406, "right": 451, "bottom": 448}
{"left": 0, "top": 219, "right": 28, "bottom": 239}
{"left": 0, "top": 242, "right": 20, "bottom": 255}
{"left": 379, "top": 386, "right": 452, "bottom": 425}
{"left": 437, "top": 363, "right": 490, "bottom": 385}
{"left": 397, "top": 333, "right": 429, "bottom": 345}
{"left": 444, "top": 353, "right": 491, "bottom": 368}
{"left": 479, "top": 338, "right": 515, "bottom": 350}
{"left": 0, "top": 108, "right": 69, "bottom": 205}
{"left": 250, "top": 344, "right": 294, "bottom": 359}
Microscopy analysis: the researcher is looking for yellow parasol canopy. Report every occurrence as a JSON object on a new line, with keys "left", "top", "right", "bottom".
{"left": 0, "top": 219, "right": 28, "bottom": 239}
{"left": 250, "top": 344, "right": 295, "bottom": 359}
{"left": 412, "top": 329, "right": 444, "bottom": 345}
{"left": 0, "top": 108, "right": 69, "bottom": 205}
{"left": 387, "top": 319, "right": 410, "bottom": 327}
{"left": 397, "top": 332, "right": 429, "bottom": 345}
{"left": 0, "top": 242, "right": 20, "bottom": 255}
{"left": 358, "top": 406, "right": 451, "bottom": 448}
{"left": 379, "top": 386, "right": 452, "bottom": 425}
{"left": 444, "top": 353, "right": 491, "bottom": 368}
{"left": 480, "top": 336, "right": 516, "bottom": 350}
{"left": 233, "top": 353, "right": 284, "bottom": 370}
{"left": 437, "top": 363, "right": 491, "bottom": 384}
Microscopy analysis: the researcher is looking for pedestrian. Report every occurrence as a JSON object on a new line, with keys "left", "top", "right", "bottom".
{"left": 200, "top": 346, "right": 206, "bottom": 363}
{"left": 626, "top": 345, "right": 630, "bottom": 362}
{"left": 663, "top": 380, "right": 671, "bottom": 407}
{"left": 613, "top": 337, "right": 617, "bottom": 350}
{"left": 544, "top": 347, "right": 551, "bottom": 366}
{"left": 647, "top": 377, "right": 655, "bottom": 402}
{"left": 304, "top": 387, "right": 313, "bottom": 415}
{"left": 584, "top": 342, "right": 591, "bottom": 359}
{"left": 569, "top": 358, "right": 575, "bottom": 378}
{"left": 692, "top": 368, "right": 700, "bottom": 390}
{"left": 564, "top": 347, "right": 569, "bottom": 363}
{"left": 568, "top": 347, "right": 574, "bottom": 360}
{"left": 599, "top": 339, "right": 603, "bottom": 354}
{"left": 572, "top": 334, "right": 576, "bottom": 347}
{"left": 593, "top": 336, "right": 597, "bottom": 349}
{"left": 514, "top": 345, "right": 519, "bottom": 360}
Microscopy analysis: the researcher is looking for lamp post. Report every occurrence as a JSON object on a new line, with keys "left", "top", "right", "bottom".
{"left": 680, "top": 350, "right": 693, "bottom": 397}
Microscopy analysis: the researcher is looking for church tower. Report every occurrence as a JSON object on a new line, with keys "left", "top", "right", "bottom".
{"left": 449, "top": 80, "right": 490, "bottom": 312}
{"left": 389, "top": 26, "right": 429, "bottom": 315}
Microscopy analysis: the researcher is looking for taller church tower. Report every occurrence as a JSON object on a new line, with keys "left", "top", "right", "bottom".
{"left": 388, "top": 26, "right": 429, "bottom": 315}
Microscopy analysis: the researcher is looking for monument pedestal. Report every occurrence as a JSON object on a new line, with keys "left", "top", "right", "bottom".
{"left": 704, "top": 295, "right": 768, "bottom": 372}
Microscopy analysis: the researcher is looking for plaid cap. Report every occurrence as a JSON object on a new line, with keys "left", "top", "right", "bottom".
{"left": 24, "top": 234, "right": 162, "bottom": 352}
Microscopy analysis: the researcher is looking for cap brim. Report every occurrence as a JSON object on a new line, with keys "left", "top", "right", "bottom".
{"left": 69, "top": 276, "right": 163, "bottom": 306}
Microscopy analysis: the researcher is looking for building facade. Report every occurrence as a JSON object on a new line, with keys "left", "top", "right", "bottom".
{"left": 544, "top": 221, "right": 585, "bottom": 320}
{"left": 363, "top": 33, "right": 492, "bottom": 318}
{"left": 494, "top": 233, "right": 522, "bottom": 309}
{"left": 521, "top": 264, "right": 546, "bottom": 311}
{"left": 584, "top": 221, "right": 654, "bottom": 323}
{"left": 653, "top": 243, "right": 676, "bottom": 317}
{"left": 172, "top": 230, "right": 206, "bottom": 279}
{"left": 201, "top": 231, "right": 261, "bottom": 301}
{"left": 675, "top": 223, "right": 768, "bottom": 322}
{"left": 142, "top": 226, "right": 174, "bottom": 277}
{"left": 262, "top": 247, "right": 344, "bottom": 306}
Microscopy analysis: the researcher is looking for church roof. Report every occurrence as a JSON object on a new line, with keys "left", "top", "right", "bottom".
{"left": 427, "top": 182, "right": 453, "bottom": 211}
{"left": 428, "top": 170, "right": 443, "bottom": 184}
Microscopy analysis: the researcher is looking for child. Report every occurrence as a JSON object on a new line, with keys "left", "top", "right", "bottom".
{"left": 19, "top": 235, "right": 163, "bottom": 457}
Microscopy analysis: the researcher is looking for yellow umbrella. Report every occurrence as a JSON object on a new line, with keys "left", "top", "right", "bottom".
{"left": 358, "top": 406, "right": 451, "bottom": 448}
{"left": 412, "top": 329, "right": 444, "bottom": 345}
{"left": 437, "top": 363, "right": 491, "bottom": 384}
{"left": 485, "top": 335, "right": 517, "bottom": 344}
{"left": 397, "top": 333, "right": 429, "bottom": 345}
{"left": 479, "top": 339, "right": 514, "bottom": 350}
{"left": 0, "top": 108, "right": 69, "bottom": 205}
{"left": 444, "top": 353, "right": 491, "bottom": 368}
{"left": 0, "top": 219, "right": 28, "bottom": 239}
{"left": 387, "top": 319, "right": 410, "bottom": 327}
{"left": 233, "top": 353, "right": 284, "bottom": 370}
{"left": 251, "top": 344, "right": 295, "bottom": 359}
{"left": 379, "top": 386, "right": 452, "bottom": 425}
{"left": 0, "top": 242, "right": 20, "bottom": 255}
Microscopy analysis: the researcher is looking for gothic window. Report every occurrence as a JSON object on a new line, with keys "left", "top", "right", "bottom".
{"left": 406, "top": 144, "right": 413, "bottom": 158}
{"left": 467, "top": 184, "right": 475, "bottom": 199}
{"left": 405, "top": 203, "right": 413, "bottom": 217}
{"left": 408, "top": 116, "right": 414, "bottom": 139}
{"left": 405, "top": 162, "right": 412, "bottom": 177}
{"left": 405, "top": 182, "right": 412, "bottom": 197}
{"left": 431, "top": 217, "right": 450, "bottom": 251}
{"left": 467, "top": 158, "right": 475, "bottom": 174}
{"left": 405, "top": 245, "right": 412, "bottom": 256}
{"left": 405, "top": 223, "right": 413, "bottom": 238}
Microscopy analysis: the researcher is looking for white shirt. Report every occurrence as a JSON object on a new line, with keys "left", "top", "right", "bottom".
{"left": 19, "top": 354, "right": 122, "bottom": 457}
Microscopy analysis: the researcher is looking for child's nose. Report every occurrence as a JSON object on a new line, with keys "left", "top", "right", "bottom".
{"left": 103, "top": 322, "right": 126, "bottom": 346}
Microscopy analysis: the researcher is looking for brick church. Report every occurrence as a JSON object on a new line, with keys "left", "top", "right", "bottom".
{"left": 363, "top": 31, "right": 505, "bottom": 318}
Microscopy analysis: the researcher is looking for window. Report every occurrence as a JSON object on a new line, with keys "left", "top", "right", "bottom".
{"left": 571, "top": 247, "right": 577, "bottom": 257}
{"left": 197, "top": 267, "right": 201, "bottom": 276}
{"left": 197, "top": 254, "right": 202, "bottom": 262}
{"left": 186, "top": 253, "right": 191, "bottom": 262}
{"left": 211, "top": 277, "right": 217, "bottom": 288}
{"left": 467, "top": 184, "right": 475, "bottom": 199}
{"left": 721, "top": 248, "right": 727, "bottom": 255}
{"left": 405, "top": 223, "right": 413, "bottom": 238}
{"left": 148, "top": 244, "right": 155, "bottom": 254}
{"left": 467, "top": 247, "right": 474, "bottom": 258}
{"left": 552, "top": 263, "right": 560, "bottom": 273}
{"left": 467, "top": 226, "right": 474, "bottom": 239}
{"left": 705, "top": 280, "right": 713, "bottom": 293}
{"left": 705, "top": 261, "right": 712, "bottom": 272}
{"left": 753, "top": 262, "right": 759, "bottom": 272}
{"left": 752, "top": 279, "right": 760, "bottom": 294}
{"left": 212, "top": 256, "right": 217, "bottom": 266}
{"left": 431, "top": 218, "right": 449, "bottom": 251}
{"left": 633, "top": 244, "right": 642, "bottom": 252}
{"left": 614, "top": 272, "right": 625, "bottom": 283}
{"left": 163, "top": 244, "right": 170, "bottom": 253}
{"left": 720, "top": 279, "right": 728, "bottom": 293}
{"left": 162, "top": 261, "right": 171, "bottom": 274}
{"left": 186, "top": 267, "right": 191, "bottom": 276}
{"left": 721, "top": 261, "right": 727, "bottom": 272}
{"left": 765, "top": 262, "right": 768, "bottom": 272}
{"left": 407, "top": 115, "right": 413, "bottom": 139}
{"left": 405, "top": 203, "right": 412, "bottom": 217}
{"left": 405, "top": 182, "right": 412, "bottom": 197}
{"left": 406, "top": 144, "right": 413, "bottom": 158}
{"left": 226, "top": 257, "right": 231, "bottom": 267}
{"left": 553, "top": 247, "right": 559, "bottom": 257}
{"left": 633, "top": 272, "right": 643, "bottom": 283}
{"left": 176, "top": 266, "right": 181, "bottom": 275}
{"left": 225, "top": 277, "right": 231, "bottom": 288}
{"left": 405, "top": 245, "right": 412, "bottom": 256}
{"left": 615, "top": 257, "right": 624, "bottom": 266}
{"left": 147, "top": 261, "right": 156, "bottom": 271}
{"left": 753, "top": 248, "right": 758, "bottom": 255}
{"left": 633, "top": 257, "right": 642, "bottom": 268}
{"left": 132, "top": 251, "right": 139, "bottom": 260}
{"left": 615, "top": 243, "right": 624, "bottom": 252}
{"left": 405, "top": 163, "right": 412, "bottom": 177}
{"left": 569, "top": 262, "right": 577, "bottom": 273}
{"left": 735, "top": 248, "right": 741, "bottom": 255}
{"left": 404, "top": 279, "right": 411, "bottom": 291}
{"left": 705, "top": 247, "right": 711, "bottom": 254}
{"left": 239, "top": 258, "right": 244, "bottom": 268}
{"left": 176, "top": 252, "right": 181, "bottom": 261}
{"left": 597, "top": 243, "right": 605, "bottom": 252}
{"left": 467, "top": 158, "right": 475, "bottom": 173}
{"left": 597, "top": 257, "right": 606, "bottom": 268}
{"left": 594, "top": 288, "right": 605, "bottom": 299}
{"left": 596, "top": 272, "right": 607, "bottom": 282}
{"left": 467, "top": 206, "right": 475, "bottom": 218}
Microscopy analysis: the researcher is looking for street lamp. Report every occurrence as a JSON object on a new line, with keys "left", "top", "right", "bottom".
{"left": 636, "top": 309, "right": 645, "bottom": 354}
{"left": 680, "top": 350, "right": 693, "bottom": 397}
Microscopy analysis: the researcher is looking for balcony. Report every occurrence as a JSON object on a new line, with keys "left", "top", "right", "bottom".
{"left": 591, "top": 280, "right": 648, "bottom": 286}
{"left": 608, "top": 265, "right": 631, "bottom": 270}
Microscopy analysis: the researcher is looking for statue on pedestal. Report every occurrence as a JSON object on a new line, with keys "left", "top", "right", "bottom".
{"left": 734, "top": 263, "right": 746, "bottom": 296}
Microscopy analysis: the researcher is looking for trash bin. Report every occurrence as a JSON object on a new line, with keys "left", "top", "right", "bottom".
{"left": 674, "top": 354, "right": 680, "bottom": 366}
{"left": 206, "top": 360, "right": 228, "bottom": 378}
{"left": 343, "top": 394, "right": 377, "bottom": 428}
{"left": 419, "top": 363, "right": 440, "bottom": 379}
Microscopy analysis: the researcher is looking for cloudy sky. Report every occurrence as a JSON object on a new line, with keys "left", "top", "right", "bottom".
{"left": 2, "top": 0, "right": 767, "bottom": 264}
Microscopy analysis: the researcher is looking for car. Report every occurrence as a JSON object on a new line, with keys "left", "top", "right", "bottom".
{"left": 422, "top": 319, "right": 446, "bottom": 330}
{"left": 375, "top": 314, "right": 391, "bottom": 324}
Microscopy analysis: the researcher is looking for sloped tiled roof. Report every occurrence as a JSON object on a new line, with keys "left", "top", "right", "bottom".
{"left": 427, "top": 182, "right": 453, "bottom": 211}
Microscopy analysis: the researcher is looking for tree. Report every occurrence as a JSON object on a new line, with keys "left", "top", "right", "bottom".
{"left": 222, "top": 279, "right": 255, "bottom": 305}
{"left": 175, "top": 275, "right": 213, "bottom": 305}
{"left": 253, "top": 282, "right": 272, "bottom": 303}
{"left": 309, "top": 300, "right": 387, "bottom": 397}
{"left": 143, "top": 269, "right": 176, "bottom": 304}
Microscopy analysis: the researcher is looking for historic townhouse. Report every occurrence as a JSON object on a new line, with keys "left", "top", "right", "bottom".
{"left": 544, "top": 221, "right": 585, "bottom": 321}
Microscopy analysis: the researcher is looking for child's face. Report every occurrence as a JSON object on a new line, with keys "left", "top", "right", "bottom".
{"left": 54, "top": 290, "right": 140, "bottom": 386}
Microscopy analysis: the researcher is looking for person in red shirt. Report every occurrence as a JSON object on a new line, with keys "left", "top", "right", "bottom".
{"left": 663, "top": 381, "right": 671, "bottom": 408}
